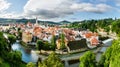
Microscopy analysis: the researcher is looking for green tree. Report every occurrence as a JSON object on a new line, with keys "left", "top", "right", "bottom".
{"left": 79, "top": 51, "right": 96, "bottom": 67}
{"left": 0, "top": 32, "right": 25, "bottom": 67}
{"left": 38, "top": 52, "right": 64, "bottom": 67}
{"left": 60, "top": 33, "right": 66, "bottom": 49}
{"left": 8, "top": 35, "right": 16, "bottom": 51}
{"left": 0, "top": 32, "right": 9, "bottom": 58}
{"left": 26, "top": 62, "right": 35, "bottom": 67}
{"left": 8, "top": 35, "right": 16, "bottom": 44}
{"left": 18, "top": 31, "right": 22, "bottom": 40}
{"left": 0, "top": 58, "right": 2, "bottom": 65}
{"left": 98, "top": 54, "right": 106, "bottom": 67}
{"left": 36, "top": 40, "right": 44, "bottom": 53}
{"left": 98, "top": 39, "right": 120, "bottom": 67}
{"left": 51, "top": 35, "right": 56, "bottom": 50}
{"left": 111, "top": 20, "right": 120, "bottom": 36}
{"left": 109, "top": 53, "right": 120, "bottom": 67}
{"left": 7, "top": 51, "right": 22, "bottom": 67}
{"left": 38, "top": 62, "right": 47, "bottom": 67}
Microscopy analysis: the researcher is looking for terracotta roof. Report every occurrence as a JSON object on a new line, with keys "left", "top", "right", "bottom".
{"left": 84, "top": 32, "right": 98, "bottom": 38}
{"left": 65, "top": 35, "right": 75, "bottom": 41}
{"left": 90, "top": 37, "right": 99, "bottom": 46}
{"left": 84, "top": 32, "right": 93, "bottom": 38}
{"left": 94, "top": 32, "right": 98, "bottom": 36}
{"left": 27, "top": 22, "right": 33, "bottom": 26}
{"left": 63, "top": 29, "right": 75, "bottom": 36}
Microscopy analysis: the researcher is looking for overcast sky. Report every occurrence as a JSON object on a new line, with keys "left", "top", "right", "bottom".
{"left": 0, "top": 0, "right": 120, "bottom": 21}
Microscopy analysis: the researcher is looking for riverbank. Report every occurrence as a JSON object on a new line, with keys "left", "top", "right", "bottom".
{"left": 19, "top": 40, "right": 28, "bottom": 47}
{"left": 11, "top": 38, "right": 113, "bottom": 67}
{"left": 12, "top": 42, "right": 39, "bottom": 63}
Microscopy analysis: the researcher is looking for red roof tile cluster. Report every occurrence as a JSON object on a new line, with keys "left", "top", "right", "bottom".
{"left": 63, "top": 29, "right": 75, "bottom": 36}
{"left": 84, "top": 32, "right": 98, "bottom": 38}
{"left": 33, "top": 27, "right": 43, "bottom": 36}
{"left": 90, "top": 37, "right": 99, "bottom": 46}
{"left": 27, "top": 22, "right": 33, "bottom": 27}
{"left": 65, "top": 35, "right": 75, "bottom": 41}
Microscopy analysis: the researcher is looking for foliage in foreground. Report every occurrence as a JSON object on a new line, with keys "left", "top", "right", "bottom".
{"left": 98, "top": 39, "right": 120, "bottom": 67}
{"left": 38, "top": 52, "right": 64, "bottom": 67}
{"left": 79, "top": 51, "right": 96, "bottom": 67}
{"left": 26, "top": 52, "right": 64, "bottom": 67}
{"left": 26, "top": 62, "right": 35, "bottom": 67}
{"left": 80, "top": 39, "right": 120, "bottom": 67}
{"left": 0, "top": 32, "right": 26, "bottom": 67}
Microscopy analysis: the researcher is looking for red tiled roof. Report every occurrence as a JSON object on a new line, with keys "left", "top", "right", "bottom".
{"left": 65, "top": 35, "right": 75, "bottom": 41}
{"left": 85, "top": 32, "right": 93, "bottom": 38}
{"left": 27, "top": 22, "right": 33, "bottom": 26}
{"left": 90, "top": 37, "right": 99, "bottom": 46}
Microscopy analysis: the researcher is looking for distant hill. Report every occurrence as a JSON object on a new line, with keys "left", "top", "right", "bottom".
{"left": 0, "top": 18, "right": 72, "bottom": 25}
{"left": 59, "top": 20, "right": 71, "bottom": 25}
{"left": 0, "top": 18, "right": 62, "bottom": 25}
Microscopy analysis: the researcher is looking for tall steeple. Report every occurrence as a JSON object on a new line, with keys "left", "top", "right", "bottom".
{"left": 36, "top": 17, "right": 38, "bottom": 25}
{"left": 34, "top": 17, "right": 39, "bottom": 27}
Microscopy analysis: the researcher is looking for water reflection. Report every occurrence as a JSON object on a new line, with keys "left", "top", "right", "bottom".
{"left": 12, "top": 42, "right": 39, "bottom": 63}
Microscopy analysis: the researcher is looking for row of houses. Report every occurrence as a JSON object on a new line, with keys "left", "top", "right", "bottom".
{"left": 0, "top": 21, "right": 100, "bottom": 53}
{"left": 21, "top": 22, "right": 100, "bottom": 52}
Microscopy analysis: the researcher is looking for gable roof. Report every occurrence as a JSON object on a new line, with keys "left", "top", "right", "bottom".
{"left": 90, "top": 37, "right": 99, "bottom": 46}
{"left": 66, "top": 38, "right": 88, "bottom": 52}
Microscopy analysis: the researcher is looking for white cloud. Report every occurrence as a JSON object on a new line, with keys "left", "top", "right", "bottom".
{"left": 0, "top": 0, "right": 11, "bottom": 12}
{"left": 0, "top": 12, "right": 24, "bottom": 19}
{"left": 71, "top": 3, "right": 112, "bottom": 13}
{"left": 116, "top": 0, "right": 120, "bottom": 6}
{"left": 24, "top": 0, "right": 74, "bottom": 19}
{"left": 90, "top": 0, "right": 107, "bottom": 3}
{"left": 23, "top": 0, "right": 113, "bottom": 19}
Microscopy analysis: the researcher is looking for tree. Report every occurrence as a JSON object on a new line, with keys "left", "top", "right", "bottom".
{"left": 8, "top": 35, "right": 16, "bottom": 51}
{"left": 0, "top": 32, "right": 25, "bottom": 67}
{"left": 8, "top": 35, "right": 16, "bottom": 44}
{"left": 36, "top": 40, "right": 44, "bottom": 53}
{"left": 38, "top": 62, "right": 47, "bottom": 67}
{"left": 18, "top": 31, "right": 22, "bottom": 40}
{"left": 51, "top": 35, "right": 56, "bottom": 50}
{"left": 26, "top": 62, "right": 35, "bottom": 67}
{"left": 38, "top": 52, "right": 64, "bottom": 67}
{"left": 0, "top": 32, "right": 9, "bottom": 58}
{"left": 111, "top": 20, "right": 120, "bottom": 36}
{"left": 98, "top": 39, "right": 120, "bottom": 67}
{"left": 98, "top": 54, "right": 106, "bottom": 67}
{"left": 60, "top": 33, "right": 66, "bottom": 49}
{"left": 7, "top": 51, "right": 22, "bottom": 67}
{"left": 0, "top": 58, "right": 2, "bottom": 65}
{"left": 109, "top": 53, "right": 120, "bottom": 67}
{"left": 79, "top": 51, "right": 96, "bottom": 67}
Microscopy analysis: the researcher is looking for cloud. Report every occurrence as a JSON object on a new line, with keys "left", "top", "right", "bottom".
{"left": 23, "top": 0, "right": 113, "bottom": 19}
{"left": 71, "top": 3, "right": 112, "bottom": 13}
{"left": 24, "top": 0, "right": 74, "bottom": 19}
{"left": 0, "top": 12, "right": 24, "bottom": 19}
{"left": 0, "top": 0, "right": 11, "bottom": 12}
{"left": 90, "top": 0, "right": 107, "bottom": 3}
{"left": 116, "top": 0, "right": 120, "bottom": 6}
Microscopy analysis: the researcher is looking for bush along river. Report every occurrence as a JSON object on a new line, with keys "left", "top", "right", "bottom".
{"left": 12, "top": 40, "right": 39, "bottom": 63}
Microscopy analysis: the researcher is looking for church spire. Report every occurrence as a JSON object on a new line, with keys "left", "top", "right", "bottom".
{"left": 36, "top": 17, "right": 38, "bottom": 25}
{"left": 34, "top": 17, "right": 39, "bottom": 27}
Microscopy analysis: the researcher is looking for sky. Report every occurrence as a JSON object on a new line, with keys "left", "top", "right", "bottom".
{"left": 0, "top": 0, "right": 120, "bottom": 21}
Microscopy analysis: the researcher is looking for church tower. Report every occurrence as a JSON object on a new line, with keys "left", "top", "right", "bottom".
{"left": 34, "top": 17, "right": 39, "bottom": 27}
{"left": 36, "top": 17, "right": 38, "bottom": 25}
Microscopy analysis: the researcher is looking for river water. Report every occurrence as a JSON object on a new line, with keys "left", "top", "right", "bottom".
{"left": 12, "top": 41, "right": 39, "bottom": 63}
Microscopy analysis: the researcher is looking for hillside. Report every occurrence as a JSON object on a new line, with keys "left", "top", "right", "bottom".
{"left": 0, "top": 18, "right": 61, "bottom": 25}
